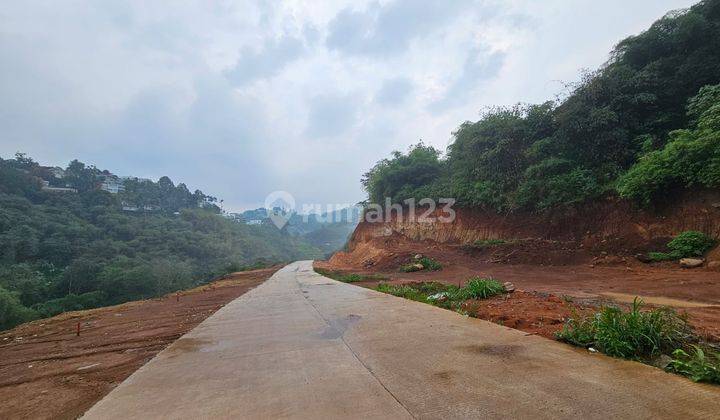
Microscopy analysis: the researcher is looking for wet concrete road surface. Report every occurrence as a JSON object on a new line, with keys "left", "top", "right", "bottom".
{"left": 83, "top": 261, "right": 720, "bottom": 419}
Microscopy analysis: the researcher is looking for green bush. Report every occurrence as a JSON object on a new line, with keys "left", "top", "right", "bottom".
{"left": 667, "top": 346, "right": 720, "bottom": 384}
{"left": 0, "top": 286, "right": 38, "bottom": 330}
{"left": 618, "top": 87, "right": 720, "bottom": 204}
{"left": 557, "top": 298, "right": 690, "bottom": 359}
{"left": 400, "top": 257, "right": 443, "bottom": 273}
{"left": 417, "top": 257, "right": 442, "bottom": 271}
{"left": 648, "top": 231, "right": 715, "bottom": 261}
{"left": 648, "top": 252, "right": 676, "bottom": 262}
{"left": 667, "top": 231, "right": 715, "bottom": 258}
{"left": 456, "top": 278, "right": 505, "bottom": 299}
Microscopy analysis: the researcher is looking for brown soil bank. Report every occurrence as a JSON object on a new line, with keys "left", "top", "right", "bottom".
{"left": 325, "top": 193, "right": 720, "bottom": 340}
{"left": 340, "top": 191, "right": 720, "bottom": 263}
{"left": 0, "top": 267, "right": 278, "bottom": 420}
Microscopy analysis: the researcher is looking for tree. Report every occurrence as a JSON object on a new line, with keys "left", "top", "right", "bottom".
{"left": 64, "top": 160, "right": 99, "bottom": 192}
{"left": 362, "top": 143, "right": 442, "bottom": 205}
{"left": 618, "top": 84, "right": 720, "bottom": 204}
{"left": 0, "top": 286, "right": 37, "bottom": 330}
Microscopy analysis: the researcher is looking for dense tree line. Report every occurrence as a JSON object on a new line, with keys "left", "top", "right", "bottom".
{"left": 363, "top": 0, "right": 720, "bottom": 211}
{"left": 0, "top": 155, "right": 322, "bottom": 330}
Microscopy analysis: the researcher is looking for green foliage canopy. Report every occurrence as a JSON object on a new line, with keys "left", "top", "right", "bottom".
{"left": 362, "top": 1, "right": 720, "bottom": 212}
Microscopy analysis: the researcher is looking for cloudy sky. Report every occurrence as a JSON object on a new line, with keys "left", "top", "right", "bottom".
{"left": 0, "top": 0, "right": 696, "bottom": 211}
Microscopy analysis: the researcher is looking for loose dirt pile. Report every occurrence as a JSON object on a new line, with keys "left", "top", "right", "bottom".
{"left": 461, "top": 291, "right": 592, "bottom": 339}
{"left": 0, "top": 267, "right": 278, "bottom": 420}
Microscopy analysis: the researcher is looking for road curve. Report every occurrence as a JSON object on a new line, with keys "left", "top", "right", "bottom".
{"left": 83, "top": 261, "right": 720, "bottom": 419}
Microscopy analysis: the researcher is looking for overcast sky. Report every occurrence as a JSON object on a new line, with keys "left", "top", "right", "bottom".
{"left": 0, "top": 0, "right": 697, "bottom": 211}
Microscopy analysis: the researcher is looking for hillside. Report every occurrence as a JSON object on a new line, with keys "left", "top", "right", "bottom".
{"left": 0, "top": 155, "right": 323, "bottom": 330}
{"left": 320, "top": 0, "right": 720, "bottom": 384}
{"left": 362, "top": 0, "right": 720, "bottom": 212}
{"left": 0, "top": 267, "right": 279, "bottom": 419}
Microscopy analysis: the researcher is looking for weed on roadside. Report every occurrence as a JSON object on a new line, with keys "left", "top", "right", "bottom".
{"left": 375, "top": 278, "right": 506, "bottom": 311}
{"left": 556, "top": 298, "right": 690, "bottom": 360}
{"left": 667, "top": 345, "right": 720, "bottom": 384}
{"left": 315, "top": 268, "right": 387, "bottom": 283}
{"left": 456, "top": 278, "right": 505, "bottom": 299}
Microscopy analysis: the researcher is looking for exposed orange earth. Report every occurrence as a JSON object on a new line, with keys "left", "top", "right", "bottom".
{"left": 0, "top": 267, "right": 279, "bottom": 420}
{"left": 316, "top": 234, "right": 720, "bottom": 342}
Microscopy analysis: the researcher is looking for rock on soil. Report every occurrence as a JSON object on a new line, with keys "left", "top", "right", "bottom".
{"left": 679, "top": 258, "right": 705, "bottom": 269}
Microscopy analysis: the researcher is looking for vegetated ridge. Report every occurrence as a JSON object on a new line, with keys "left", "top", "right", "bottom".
{"left": 0, "top": 155, "right": 323, "bottom": 330}
{"left": 362, "top": 0, "right": 720, "bottom": 214}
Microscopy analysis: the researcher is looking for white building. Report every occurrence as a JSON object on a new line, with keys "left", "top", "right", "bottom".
{"left": 99, "top": 175, "right": 126, "bottom": 194}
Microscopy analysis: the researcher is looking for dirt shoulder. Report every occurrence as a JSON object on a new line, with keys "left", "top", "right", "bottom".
{"left": 316, "top": 242, "right": 720, "bottom": 342}
{"left": 0, "top": 266, "right": 279, "bottom": 420}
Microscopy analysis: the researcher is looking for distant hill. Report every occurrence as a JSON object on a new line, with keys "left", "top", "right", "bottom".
{"left": 239, "top": 205, "right": 361, "bottom": 255}
{"left": 0, "top": 154, "right": 323, "bottom": 330}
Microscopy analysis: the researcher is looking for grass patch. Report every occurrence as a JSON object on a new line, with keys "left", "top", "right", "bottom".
{"left": 314, "top": 268, "right": 387, "bottom": 283}
{"left": 556, "top": 298, "right": 691, "bottom": 360}
{"left": 648, "top": 252, "right": 676, "bottom": 262}
{"left": 376, "top": 283, "right": 447, "bottom": 303}
{"left": 375, "top": 278, "right": 505, "bottom": 310}
{"left": 400, "top": 256, "right": 442, "bottom": 272}
{"left": 457, "top": 278, "right": 505, "bottom": 299}
{"left": 668, "top": 346, "right": 720, "bottom": 384}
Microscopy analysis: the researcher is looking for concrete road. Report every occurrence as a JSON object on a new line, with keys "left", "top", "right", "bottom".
{"left": 83, "top": 261, "right": 720, "bottom": 419}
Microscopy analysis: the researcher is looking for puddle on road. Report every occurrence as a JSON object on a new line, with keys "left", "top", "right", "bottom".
{"left": 456, "top": 343, "right": 522, "bottom": 358}
{"left": 319, "top": 314, "right": 362, "bottom": 339}
{"left": 166, "top": 337, "right": 214, "bottom": 357}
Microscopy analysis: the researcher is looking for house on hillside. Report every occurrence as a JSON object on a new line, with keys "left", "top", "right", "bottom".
{"left": 99, "top": 174, "right": 126, "bottom": 194}
{"left": 40, "top": 166, "right": 66, "bottom": 179}
{"left": 121, "top": 201, "right": 160, "bottom": 212}
{"left": 223, "top": 212, "right": 244, "bottom": 222}
{"left": 40, "top": 180, "right": 77, "bottom": 193}
{"left": 121, "top": 175, "right": 152, "bottom": 183}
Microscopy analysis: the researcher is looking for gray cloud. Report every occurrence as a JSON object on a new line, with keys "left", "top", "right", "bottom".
{"left": 429, "top": 48, "right": 506, "bottom": 112}
{"left": 326, "top": 0, "right": 474, "bottom": 56}
{"left": 0, "top": 0, "right": 697, "bottom": 210}
{"left": 375, "top": 77, "right": 413, "bottom": 105}
{"left": 304, "top": 93, "right": 361, "bottom": 139}
{"left": 225, "top": 35, "right": 305, "bottom": 86}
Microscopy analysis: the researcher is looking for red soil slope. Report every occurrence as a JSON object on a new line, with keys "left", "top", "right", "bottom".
{"left": 322, "top": 194, "right": 720, "bottom": 341}
{"left": 0, "top": 267, "right": 278, "bottom": 420}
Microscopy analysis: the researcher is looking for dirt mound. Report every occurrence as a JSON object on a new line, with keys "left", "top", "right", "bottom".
{"left": 0, "top": 267, "right": 279, "bottom": 420}
{"left": 461, "top": 291, "right": 593, "bottom": 339}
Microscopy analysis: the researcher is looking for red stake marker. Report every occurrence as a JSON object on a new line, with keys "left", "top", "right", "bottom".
{"left": 76, "top": 322, "right": 80, "bottom": 337}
